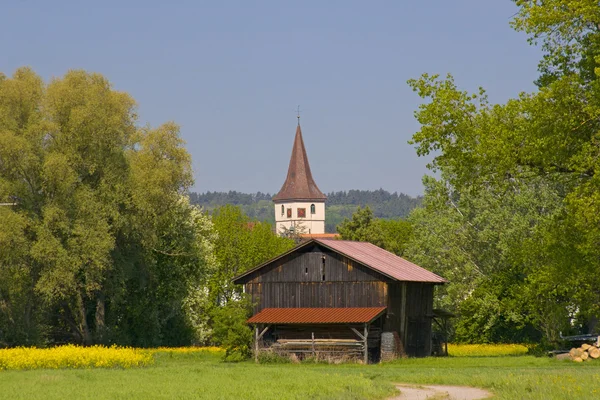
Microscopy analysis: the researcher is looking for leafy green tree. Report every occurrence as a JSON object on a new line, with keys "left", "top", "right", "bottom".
{"left": 337, "top": 206, "right": 413, "bottom": 256}
{"left": 0, "top": 68, "right": 212, "bottom": 346}
{"left": 512, "top": 0, "right": 600, "bottom": 85}
{"left": 191, "top": 206, "right": 293, "bottom": 358}
{"left": 378, "top": 219, "right": 413, "bottom": 257}
{"left": 403, "top": 1, "right": 600, "bottom": 343}
{"left": 337, "top": 207, "right": 385, "bottom": 247}
{"left": 210, "top": 298, "right": 253, "bottom": 362}
{"left": 406, "top": 76, "right": 600, "bottom": 341}
{"left": 405, "top": 176, "right": 564, "bottom": 343}
{"left": 210, "top": 205, "right": 294, "bottom": 304}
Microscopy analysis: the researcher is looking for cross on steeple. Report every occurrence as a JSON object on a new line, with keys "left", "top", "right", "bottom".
{"left": 296, "top": 105, "right": 302, "bottom": 125}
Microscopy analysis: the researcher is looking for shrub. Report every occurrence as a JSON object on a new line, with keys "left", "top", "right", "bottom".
{"left": 210, "top": 299, "right": 253, "bottom": 362}
{"left": 257, "top": 351, "right": 292, "bottom": 364}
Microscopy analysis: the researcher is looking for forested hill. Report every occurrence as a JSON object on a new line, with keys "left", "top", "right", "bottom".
{"left": 188, "top": 189, "right": 422, "bottom": 232}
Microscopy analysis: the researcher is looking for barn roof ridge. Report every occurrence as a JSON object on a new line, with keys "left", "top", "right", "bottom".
{"left": 272, "top": 124, "right": 327, "bottom": 202}
{"left": 232, "top": 238, "right": 447, "bottom": 284}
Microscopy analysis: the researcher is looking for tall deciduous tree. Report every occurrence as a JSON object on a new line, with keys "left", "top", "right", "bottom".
{"left": 337, "top": 206, "right": 413, "bottom": 256}
{"left": 404, "top": 0, "right": 600, "bottom": 342}
{"left": 405, "top": 176, "right": 565, "bottom": 343}
{"left": 210, "top": 205, "right": 294, "bottom": 304}
{"left": 512, "top": 0, "right": 600, "bottom": 85}
{"left": 337, "top": 207, "right": 384, "bottom": 247}
{"left": 0, "top": 68, "right": 213, "bottom": 346}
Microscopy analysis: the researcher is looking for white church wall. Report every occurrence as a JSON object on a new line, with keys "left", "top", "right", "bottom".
{"left": 274, "top": 201, "right": 325, "bottom": 235}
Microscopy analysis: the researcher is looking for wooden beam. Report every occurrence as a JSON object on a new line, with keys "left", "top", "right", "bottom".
{"left": 444, "top": 319, "right": 448, "bottom": 356}
{"left": 350, "top": 327, "right": 365, "bottom": 341}
{"left": 400, "top": 282, "right": 407, "bottom": 340}
{"left": 254, "top": 326, "right": 259, "bottom": 362}
{"left": 254, "top": 324, "right": 270, "bottom": 363}
{"left": 257, "top": 325, "right": 270, "bottom": 341}
{"left": 363, "top": 324, "right": 369, "bottom": 364}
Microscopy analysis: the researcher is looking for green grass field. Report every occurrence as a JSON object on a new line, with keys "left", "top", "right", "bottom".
{"left": 1, "top": 351, "right": 599, "bottom": 399}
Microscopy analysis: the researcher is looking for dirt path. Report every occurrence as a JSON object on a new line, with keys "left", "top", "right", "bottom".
{"left": 392, "top": 383, "right": 493, "bottom": 400}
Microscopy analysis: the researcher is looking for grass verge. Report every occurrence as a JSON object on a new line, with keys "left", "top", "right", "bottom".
{"left": 0, "top": 350, "right": 599, "bottom": 399}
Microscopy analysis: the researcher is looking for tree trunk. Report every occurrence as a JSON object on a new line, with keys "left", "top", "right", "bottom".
{"left": 76, "top": 289, "right": 92, "bottom": 345}
{"left": 587, "top": 315, "right": 598, "bottom": 334}
{"left": 95, "top": 292, "right": 106, "bottom": 344}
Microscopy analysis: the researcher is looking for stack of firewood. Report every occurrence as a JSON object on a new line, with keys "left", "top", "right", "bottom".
{"left": 568, "top": 343, "right": 600, "bottom": 362}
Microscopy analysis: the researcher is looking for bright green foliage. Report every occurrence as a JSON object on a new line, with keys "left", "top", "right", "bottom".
{"left": 405, "top": 176, "right": 566, "bottom": 343}
{"left": 406, "top": 74, "right": 600, "bottom": 341}
{"left": 337, "top": 206, "right": 413, "bottom": 256}
{"left": 378, "top": 219, "right": 413, "bottom": 257}
{"left": 512, "top": 0, "right": 600, "bottom": 84}
{"left": 210, "top": 299, "right": 253, "bottom": 362}
{"left": 337, "top": 207, "right": 385, "bottom": 246}
{"left": 195, "top": 205, "right": 294, "bottom": 358}
{"left": 0, "top": 68, "right": 213, "bottom": 347}
{"left": 405, "top": 1, "right": 600, "bottom": 343}
{"left": 210, "top": 205, "right": 294, "bottom": 304}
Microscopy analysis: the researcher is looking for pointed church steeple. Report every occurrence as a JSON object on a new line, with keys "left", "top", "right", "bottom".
{"left": 273, "top": 124, "right": 326, "bottom": 201}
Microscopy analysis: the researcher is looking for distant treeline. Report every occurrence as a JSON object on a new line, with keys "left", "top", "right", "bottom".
{"left": 188, "top": 189, "right": 422, "bottom": 232}
{"left": 188, "top": 191, "right": 273, "bottom": 206}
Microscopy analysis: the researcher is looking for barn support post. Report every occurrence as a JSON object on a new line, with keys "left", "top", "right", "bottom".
{"left": 311, "top": 332, "right": 315, "bottom": 358}
{"left": 351, "top": 325, "right": 369, "bottom": 364}
{"left": 443, "top": 318, "right": 448, "bottom": 356}
{"left": 363, "top": 324, "right": 369, "bottom": 364}
{"left": 254, "top": 326, "right": 259, "bottom": 362}
{"left": 254, "top": 325, "right": 270, "bottom": 363}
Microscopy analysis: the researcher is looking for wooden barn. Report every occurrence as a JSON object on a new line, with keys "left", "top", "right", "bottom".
{"left": 232, "top": 238, "right": 447, "bottom": 362}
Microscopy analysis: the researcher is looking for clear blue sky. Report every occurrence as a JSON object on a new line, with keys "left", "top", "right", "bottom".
{"left": 2, "top": 0, "right": 541, "bottom": 196}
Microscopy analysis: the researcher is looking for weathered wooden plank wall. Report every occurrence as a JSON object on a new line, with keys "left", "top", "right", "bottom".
{"left": 245, "top": 246, "right": 385, "bottom": 284}
{"left": 246, "top": 282, "right": 388, "bottom": 313}
{"left": 404, "top": 283, "right": 434, "bottom": 357}
{"left": 245, "top": 246, "right": 391, "bottom": 314}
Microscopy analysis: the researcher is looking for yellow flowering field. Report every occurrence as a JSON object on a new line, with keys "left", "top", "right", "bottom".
{"left": 149, "top": 346, "right": 224, "bottom": 355}
{"left": 448, "top": 343, "right": 529, "bottom": 357}
{"left": 0, "top": 345, "right": 153, "bottom": 370}
{"left": 0, "top": 345, "right": 225, "bottom": 371}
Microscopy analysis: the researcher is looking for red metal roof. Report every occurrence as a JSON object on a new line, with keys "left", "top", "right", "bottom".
{"left": 272, "top": 124, "right": 327, "bottom": 202}
{"left": 316, "top": 239, "right": 447, "bottom": 283}
{"left": 247, "top": 307, "right": 387, "bottom": 324}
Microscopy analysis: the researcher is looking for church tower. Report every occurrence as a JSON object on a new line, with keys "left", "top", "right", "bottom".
{"left": 273, "top": 123, "right": 326, "bottom": 236}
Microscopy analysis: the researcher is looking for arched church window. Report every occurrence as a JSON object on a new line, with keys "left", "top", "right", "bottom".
{"left": 311, "top": 204, "right": 316, "bottom": 214}
{"left": 281, "top": 205, "right": 284, "bottom": 215}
